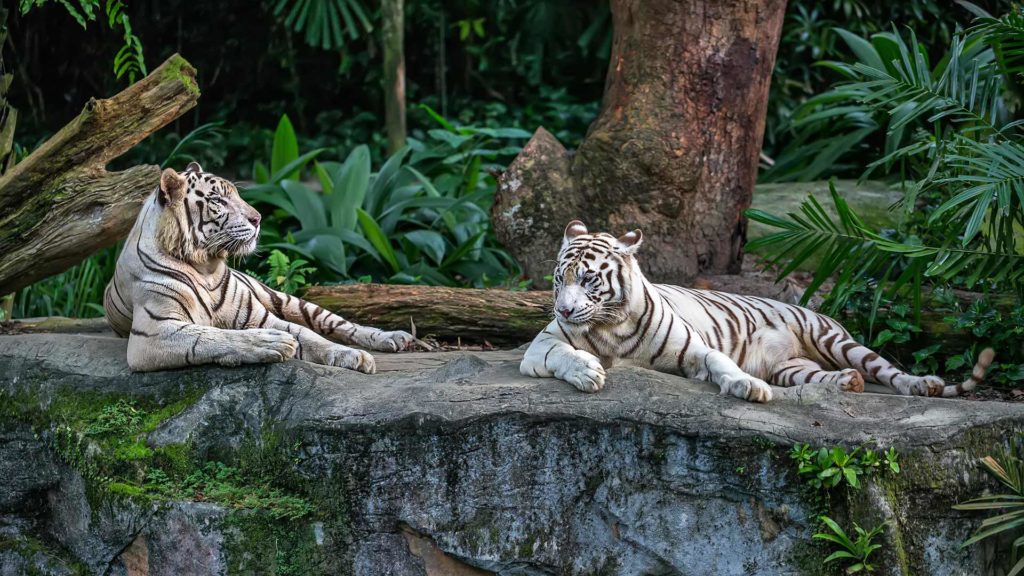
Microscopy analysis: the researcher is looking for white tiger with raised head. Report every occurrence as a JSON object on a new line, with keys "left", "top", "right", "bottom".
{"left": 520, "top": 221, "right": 994, "bottom": 402}
{"left": 104, "top": 162, "right": 415, "bottom": 372}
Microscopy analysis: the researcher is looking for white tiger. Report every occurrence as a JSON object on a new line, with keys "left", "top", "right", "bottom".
{"left": 104, "top": 162, "right": 415, "bottom": 372}
{"left": 520, "top": 221, "right": 994, "bottom": 403}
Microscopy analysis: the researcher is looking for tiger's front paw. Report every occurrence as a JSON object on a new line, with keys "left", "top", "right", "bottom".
{"left": 325, "top": 345, "right": 377, "bottom": 374}
{"left": 250, "top": 329, "right": 299, "bottom": 363}
{"left": 562, "top": 349, "right": 606, "bottom": 393}
{"left": 371, "top": 330, "right": 416, "bottom": 352}
{"left": 722, "top": 374, "right": 773, "bottom": 403}
{"left": 838, "top": 369, "right": 865, "bottom": 393}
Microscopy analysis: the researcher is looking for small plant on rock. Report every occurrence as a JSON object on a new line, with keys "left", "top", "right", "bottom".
{"left": 253, "top": 249, "right": 317, "bottom": 295}
{"left": 884, "top": 448, "right": 900, "bottom": 474}
{"left": 791, "top": 443, "right": 900, "bottom": 492}
{"left": 814, "top": 515, "right": 886, "bottom": 574}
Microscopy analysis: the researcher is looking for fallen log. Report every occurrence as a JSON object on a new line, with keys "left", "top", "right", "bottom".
{"left": 301, "top": 272, "right": 807, "bottom": 346}
{"left": 302, "top": 276, "right": 1016, "bottom": 359}
{"left": 303, "top": 284, "right": 552, "bottom": 346}
{"left": 0, "top": 54, "right": 199, "bottom": 295}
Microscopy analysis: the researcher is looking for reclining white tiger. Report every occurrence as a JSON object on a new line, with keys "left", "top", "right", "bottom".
{"left": 104, "top": 162, "right": 415, "bottom": 372}
{"left": 520, "top": 220, "right": 994, "bottom": 403}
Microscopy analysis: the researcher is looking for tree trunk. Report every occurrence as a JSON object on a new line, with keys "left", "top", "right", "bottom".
{"left": 493, "top": 0, "right": 788, "bottom": 287}
{"left": 382, "top": 0, "right": 406, "bottom": 154}
{"left": 0, "top": 54, "right": 199, "bottom": 295}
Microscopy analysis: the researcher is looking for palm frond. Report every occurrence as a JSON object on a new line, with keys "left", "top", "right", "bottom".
{"left": 745, "top": 182, "right": 1024, "bottom": 311}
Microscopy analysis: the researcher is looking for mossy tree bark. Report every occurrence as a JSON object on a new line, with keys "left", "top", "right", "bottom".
{"left": 493, "top": 0, "right": 787, "bottom": 287}
{"left": 0, "top": 54, "right": 199, "bottom": 295}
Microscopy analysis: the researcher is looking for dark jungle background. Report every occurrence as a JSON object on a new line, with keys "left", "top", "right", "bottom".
{"left": 4, "top": 0, "right": 1023, "bottom": 389}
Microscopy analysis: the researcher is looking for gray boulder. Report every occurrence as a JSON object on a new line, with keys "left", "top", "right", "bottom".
{"left": 0, "top": 332, "right": 1019, "bottom": 575}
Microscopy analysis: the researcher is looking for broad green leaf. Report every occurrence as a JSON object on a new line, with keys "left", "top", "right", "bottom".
{"left": 844, "top": 467, "right": 860, "bottom": 488}
{"left": 366, "top": 146, "right": 411, "bottom": 215}
{"left": 418, "top": 104, "right": 456, "bottom": 132}
{"left": 280, "top": 180, "right": 328, "bottom": 230}
{"left": 271, "top": 114, "right": 300, "bottom": 179}
{"left": 328, "top": 145, "right": 371, "bottom": 231}
{"left": 441, "top": 231, "right": 484, "bottom": 270}
{"left": 241, "top": 184, "right": 297, "bottom": 215}
{"left": 270, "top": 149, "right": 326, "bottom": 184}
{"left": 357, "top": 208, "right": 401, "bottom": 273}
{"left": 404, "top": 230, "right": 447, "bottom": 264}
{"left": 835, "top": 28, "right": 886, "bottom": 71}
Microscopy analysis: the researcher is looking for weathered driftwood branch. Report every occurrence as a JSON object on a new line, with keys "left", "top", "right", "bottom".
{"left": 0, "top": 54, "right": 199, "bottom": 294}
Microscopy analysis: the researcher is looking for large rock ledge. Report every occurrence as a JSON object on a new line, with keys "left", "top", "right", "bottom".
{"left": 1, "top": 333, "right": 1021, "bottom": 575}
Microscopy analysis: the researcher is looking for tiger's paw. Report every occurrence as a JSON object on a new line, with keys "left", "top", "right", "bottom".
{"left": 838, "top": 369, "right": 864, "bottom": 393}
{"left": 919, "top": 375, "right": 945, "bottom": 397}
{"left": 249, "top": 329, "right": 299, "bottom": 363}
{"left": 371, "top": 330, "right": 417, "bottom": 352}
{"left": 325, "top": 345, "right": 377, "bottom": 374}
{"left": 722, "top": 374, "right": 773, "bottom": 403}
{"left": 563, "top": 350, "right": 606, "bottom": 393}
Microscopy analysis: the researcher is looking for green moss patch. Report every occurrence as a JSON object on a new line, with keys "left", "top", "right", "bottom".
{"left": 0, "top": 385, "right": 313, "bottom": 519}
{"left": 159, "top": 54, "right": 200, "bottom": 96}
{"left": 0, "top": 531, "right": 88, "bottom": 576}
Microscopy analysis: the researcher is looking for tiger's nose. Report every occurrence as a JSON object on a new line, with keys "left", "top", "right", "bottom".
{"left": 247, "top": 212, "right": 261, "bottom": 227}
{"left": 557, "top": 306, "right": 573, "bottom": 319}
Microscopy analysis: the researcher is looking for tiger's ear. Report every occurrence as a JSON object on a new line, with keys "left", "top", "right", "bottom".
{"left": 185, "top": 161, "right": 203, "bottom": 173}
{"left": 564, "top": 220, "right": 588, "bottom": 240}
{"left": 615, "top": 228, "right": 643, "bottom": 255}
{"left": 158, "top": 168, "right": 187, "bottom": 206}
{"left": 561, "top": 220, "right": 589, "bottom": 250}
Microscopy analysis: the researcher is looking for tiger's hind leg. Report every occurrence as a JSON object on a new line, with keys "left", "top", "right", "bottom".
{"left": 769, "top": 358, "right": 864, "bottom": 393}
{"left": 809, "top": 316, "right": 963, "bottom": 396}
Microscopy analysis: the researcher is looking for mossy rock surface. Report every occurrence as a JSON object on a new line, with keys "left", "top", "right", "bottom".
{"left": 1, "top": 332, "right": 1022, "bottom": 575}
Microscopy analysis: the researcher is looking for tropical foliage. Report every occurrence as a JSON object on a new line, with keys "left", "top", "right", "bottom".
{"left": 955, "top": 434, "right": 1024, "bottom": 576}
{"left": 241, "top": 110, "right": 525, "bottom": 287}
{"left": 4, "top": 244, "right": 118, "bottom": 319}
{"left": 748, "top": 10, "right": 1024, "bottom": 317}
{"left": 763, "top": 0, "right": 997, "bottom": 179}
{"left": 813, "top": 516, "right": 887, "bottom": 574}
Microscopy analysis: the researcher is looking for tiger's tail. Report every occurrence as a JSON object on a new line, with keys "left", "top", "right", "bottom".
{"left": 941, "top": 348, "right": 995, "bottom": 398}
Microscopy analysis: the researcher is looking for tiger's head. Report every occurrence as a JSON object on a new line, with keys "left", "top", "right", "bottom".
{"left": 553, "top": 220, "right": 643, "bottom": 326}
{"left": 155, "top": 162, "right": 262, "bottom": 264}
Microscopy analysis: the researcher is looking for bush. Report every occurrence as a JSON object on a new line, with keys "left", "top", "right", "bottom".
{"left": 242, "top": 109, "right": 526, "bottom": 287}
